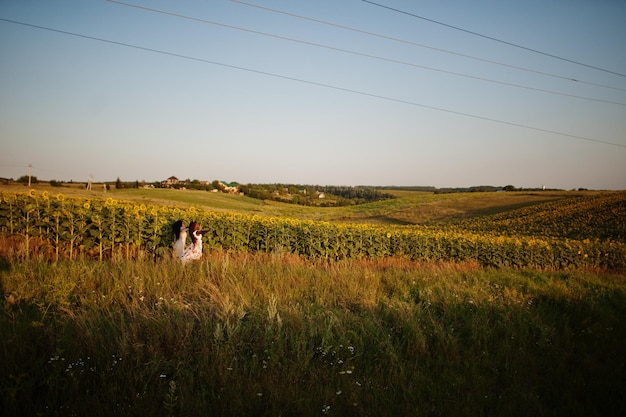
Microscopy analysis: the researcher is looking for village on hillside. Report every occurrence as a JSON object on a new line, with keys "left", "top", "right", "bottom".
{"left": 159, "top": 177, "right": 330, "bottom": 201}
{"left": 159, "top": 176, "right": 241, "bottom": 194}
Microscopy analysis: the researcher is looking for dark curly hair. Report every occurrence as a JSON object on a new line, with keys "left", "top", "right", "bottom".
{"left": 173, "top": 220, "right": 184, "bottom": 241}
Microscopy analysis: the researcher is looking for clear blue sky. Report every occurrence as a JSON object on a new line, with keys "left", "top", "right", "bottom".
{"left": 1, "top": 0, "right": 625, "bottom": 189}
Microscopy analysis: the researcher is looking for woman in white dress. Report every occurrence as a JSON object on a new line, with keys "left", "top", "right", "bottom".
{"left": 172, "top": 220, "right": 187, "bottom": 259}
{"left": 180, "top": 221, "right": 209, "bottom": 263}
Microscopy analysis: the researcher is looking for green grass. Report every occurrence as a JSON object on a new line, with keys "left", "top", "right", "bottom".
{"left": 114, "top": 188, "right": 268, "bottom": 212}
{"left": 2, "top": 253, "right": 625, "bottom": 416}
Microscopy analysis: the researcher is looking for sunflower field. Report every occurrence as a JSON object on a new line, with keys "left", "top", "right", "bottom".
{"left": 1, "top": 189, "right": 624, "bottom": 269}
{"left": 455, "top": 191, "right": 626, "bottom": 241}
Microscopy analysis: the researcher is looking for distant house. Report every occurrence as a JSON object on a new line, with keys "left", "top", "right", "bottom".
{"left": 220, "top": 181, "right": 240, "bottom": 194}
{"left": 162, "top": 176, "right": 180, "bottom": 187}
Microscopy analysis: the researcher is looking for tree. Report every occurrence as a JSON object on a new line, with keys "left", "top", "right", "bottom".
{"left": 116, "top": 177, "right": 122, "bottom": 189}
{"left": 17, "top": 175, "right": 37, "bottom": 184}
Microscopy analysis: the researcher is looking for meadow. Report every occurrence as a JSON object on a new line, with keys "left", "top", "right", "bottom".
{"left": 1, "top": 185, "right": 625, "bottom": 416}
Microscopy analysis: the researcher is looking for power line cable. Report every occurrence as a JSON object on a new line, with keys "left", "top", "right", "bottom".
{"left": 362, "top": 0, "right": 626, "bottom": 78}
{"left": 229, "top": 0, "right": 626, "bottom": 93}
{"left": 1, "top": 17, "right": 624, "bottom": 149}
{"left": 105, "top": 0, "right": 626, "bottom": 107}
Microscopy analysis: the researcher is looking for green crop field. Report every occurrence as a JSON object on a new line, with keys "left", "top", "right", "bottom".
{"left": 1, "top": 184, "right": 625, "bottom": 416}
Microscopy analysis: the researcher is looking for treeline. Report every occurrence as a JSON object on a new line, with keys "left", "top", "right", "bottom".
{"left": 10, "top": 175, "right": 569, "bottom": 197}
{"left": 375, "top": 185, "right": 564, "bottom": 193}
{"left": 238, "top": 184, "right": 395, "bottom": 206}
{"left": 319, "top": 185, "right": 395, "bottom": 202}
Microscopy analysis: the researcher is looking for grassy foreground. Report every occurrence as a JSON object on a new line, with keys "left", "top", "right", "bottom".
{"left": 1, "top": 253, "right": 625, "bottom": 416}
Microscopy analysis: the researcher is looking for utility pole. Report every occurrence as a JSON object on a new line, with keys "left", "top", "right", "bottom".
{"left": 28, "top": 164, "right": 32, "bottom": 187}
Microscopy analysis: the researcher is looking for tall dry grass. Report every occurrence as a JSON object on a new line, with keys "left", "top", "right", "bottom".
{"left": 1, "top": 252, "right": 625, "bottom": 416}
